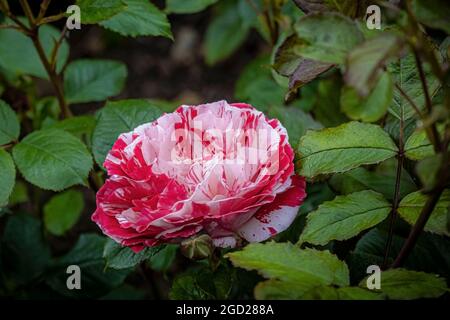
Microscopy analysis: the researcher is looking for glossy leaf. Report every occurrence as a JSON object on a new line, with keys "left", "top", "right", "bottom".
{"left": 100, "top": 0, "right": 172, "bottom": 38}
{"left": 344, "top": 33, "right": 403, "bottom": 97}
{"left": 92, "top": 99, "right": 162, "bottom": 167}
{"left": 165, "top": 0, "right": 218, "bottom": 14}
{"left": 359, "top": 269, "right": 447, "bottom": 299}
{"left": 76, "top": 0, "right": 127, "bottom": 24}
{"left": 0, "top": 99, "right": 20, "bottom": 145}
{"left": 299, "top": 191, "right": 391, "bottom": 246}
{"left": 103, "top": 239, "right": 164, "bottom": 270}
{"left": 398, "top": 190, "right": 450, "bottom": 236}
{"left": 341, "top": 72, "right": 393, "bottom": 122}
{"left": 43, "top": 189, "right": 84, "bottom": 236}
{"left": 12, "top": 129, "right": 93, "bottom": 191}
{"left": 64, "top": 59, "right": 127, "bottom": 104}
{"left": 226, "top": 242, "right": 349, "bottom": 287}
{"left": 294, "top": 12, "right": 363, "bottom": 64}
{"left": 297, "top": 121, "right": 398, "bottom": 178}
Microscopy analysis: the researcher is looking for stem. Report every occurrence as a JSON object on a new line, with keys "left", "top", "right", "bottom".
{"left": 413, "top": 49, "right": 441, "bottom": 153}
{"left": 394, "top": 83, "right": 423, "bottom": 118}
{"left": 36, "top": 0, "right": 52, "bottom": 23}
{"left": 49, "top": 24, "right": 67, "bottom": 69}
{"left": 391, "top": 186, "right": 445, "bottom": 268}
{"left": 19, "top": 0, "right": 35, "bottom": 26}
{"left": 383, "top": 96, "right": 405, "bottom": 268}
{"left": 31, "top": 34, "right": 72, "bottom": 118}
{"left": 391, "top": 131, "right": 450, "bottom": 268}
{"left": 37, "top": 12, "right": 66, "bottom": 26}
{"left": 0, "top": 2, "right": 31, "bottom": 33}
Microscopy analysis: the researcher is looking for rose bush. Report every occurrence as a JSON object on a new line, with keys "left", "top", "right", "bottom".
{"left": 93, "top": 101, "right": 306, "bottom": 251}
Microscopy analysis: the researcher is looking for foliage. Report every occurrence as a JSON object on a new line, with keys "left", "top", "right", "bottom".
{"left": 0, "top": 0, "right": 449, "bottom": 300}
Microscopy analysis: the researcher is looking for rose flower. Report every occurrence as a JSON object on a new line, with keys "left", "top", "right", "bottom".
{"left": 92, "top": 101, "right": 306, "bottom": 251}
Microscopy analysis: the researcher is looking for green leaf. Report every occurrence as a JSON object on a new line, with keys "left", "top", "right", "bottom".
{"left": 1, "top": 213, "right": 51, "bottom": 286}
{"left": 329, "top": 160, "right": 417, "bottom": 201}
{"left": 404, "top": 126, "right": 443, "bottom": 160}
{"left": 293, "top": 12, "right": 363, "bottom": 64}
{"left": 148, "top": 244, "right": 178, "bottom": 272}
{"left": 254, "top": 280, "right": 315, "bottom": 300}
{"left": 165, "top": 0, "right": 218, "bottom": 14}
{"left": 12, "top": 129, "right": 93, "bottom": 191}
{"left": 43, "top": 115, "right": 96, "bottom": 140}
{"left": 416, "top": 154, "right": 442, "bottom": 191}
{"left": 389, "top": 54, "right": 440, "bottom": 121}
{"left": 8, "top": 180, "right": 28, "bottom": 206}
{"left": 226, "top": 242, "right": 349, "bottom": 287}
{"left": 313, "top": 77, "right": 349, "bottom": 127}
{"left": 341, "top": 71, "right": 393, "bottom": 122}
{"left": 99, "top": 0, "right": 172, "bottom": 38}
{"left": 0, "top": 99, "right": 20, "bottom": 145}
{"left": 64, "top": 59, "right": 127, "bottom": 104}
{"left": 412, "top": 0, "right": 450, "bottom": 34}
{"left": 77, "top": 0, "right": 127, "bottom": 24}
{"left": 344, "top": 33, "right": 403, "bottom": 96}
{"left": 169, "top": 267, "right": 215, "bottom": 300}
{"left": 235, "top": 55, "right": 285, "bottom": 111}
{"left": 268, "top": 105, "right": 322, "bottom": 148}
{"left": 299, "top": 191, "right": 391, "bottom": 246}
{"left": 349, "top": 228, "right": 450, "bottom": 282}
{"left": 398, "top": 190, "right": 450, "bottom": 237}
{"left": 297, "top": 121, "right": 398, "bottom": 178}
{"left": 92, "top": 99, "right": 162, "bottom": 167}
{"left": 273, "top": 35, "right": 305, "bottom": 77}
{"left": 205, "top": 0, "right": 250, "bottom": 65}
{"left": 46, "top": 234, "right": 129, "bottom": 298}
{"left": 0, "top": 149, "right": 15, "bottom": 207}
{"left": 103, "top": 239, "right": 164, "bottom": 269}
{"left": 43, "top": 189, "right": 84, "bottom": 236}
{"left": 255, "top": 280, "right": 383, "bottom": 300}
{"left": 288, "top": 59, "right": 334, "bottom": 94}
{"left": 359, "top": 269, "right": 447, "bottom": 299}
{"left": 169, "top": 264, "right": 236, "bottom": 300}
{"left": 0, "top": 23, "right": 69, "bottom": 79}
{"left": 293, "top": 0, "right": 370, "bottom": 18}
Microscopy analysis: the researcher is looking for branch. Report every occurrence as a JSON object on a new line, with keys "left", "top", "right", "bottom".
{"left": 391, "top": 132, "right": 450, "bottom": 268}
{"left": 394, "top": 83, "right": 423, "bottom": 118}
{"left": 413, "top": 49, "right": 441, "bottom": 153}
{"left": 0, "top": 1, "right": 31, "bottom": 34}
{"left": 37, "top": 12, "right": 66, "bottom": 26}
{"left": 383, "top": 93, "right": 405, "bottom": 268}
{"left": 18, "top": 0, "right": 35, "bottom": 26}
{"left": 30, "top": 33, "right": 72, "bottom": 118}
{"left": 36, "top": 0, "right": 52, "bottom": 23}
{"left": 49, "top": 24, "right": 68, "bottom": 69}
{"left": 391, "top": 185, "right": 445, "bottom": 268}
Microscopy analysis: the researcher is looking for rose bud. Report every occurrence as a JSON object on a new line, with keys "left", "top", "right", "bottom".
{"left": 180, "top": 234, "right": 214, "bottom": 260}
{"left": 92, "top": 100, "right": 306, "bottom": 252}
